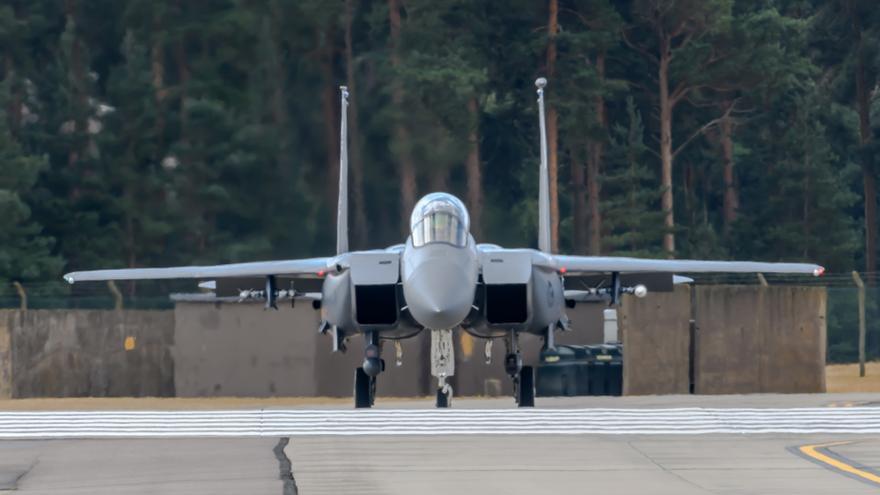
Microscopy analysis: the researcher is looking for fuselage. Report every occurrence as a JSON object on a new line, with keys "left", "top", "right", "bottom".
{"left": 401, "top": 193, "right": 479, "bottom": 330}
{"left": 401, "top": 235, "right": 479, "bottom": 330}
{"left": 321, "top": 192, "right": 565, "bottom": 338}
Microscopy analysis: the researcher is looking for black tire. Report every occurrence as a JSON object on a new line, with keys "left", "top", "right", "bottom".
{"left": 517, "top": 366, "right": 535, "bottom": 407}
{"left": 354, "top": 367, "right": 372, "bottom": 408}
{"left": 436, "top": 388, "right": 450, "bottom": 408}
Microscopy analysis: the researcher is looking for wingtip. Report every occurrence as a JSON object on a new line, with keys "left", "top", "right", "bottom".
{"left": 63, "top": 274, "right": 75, "bottom": 284}
{"left": 813, "top": 266, "right": 825, "bottom": 277}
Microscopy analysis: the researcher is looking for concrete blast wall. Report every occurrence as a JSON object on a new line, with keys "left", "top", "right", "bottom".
{"left": 0, "top": 285, "right": 825, "bottom": 398}
{"left": 0, "top": 310, "right": 174, "bottom": 398}
{"left": 172, "top": 303, "right": 428, "bottom": 398}
{"left": 694, "top": 286, "right": 826, "bottom": 394}
{"left": 618, "top": 285, "right": 827, "bottom": 395}
{"left": 619, "top": 286, "right": 692, "bottom": 395}
{"left": 172, "top": 302, "right": 605, "bottom": 398}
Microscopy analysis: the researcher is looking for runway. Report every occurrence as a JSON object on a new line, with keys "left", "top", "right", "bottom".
{"left": 0, "top": 395, "right": 878, "bottom": 494}
{"left": 1, "top": 407, "right": 880, "bottom": 437}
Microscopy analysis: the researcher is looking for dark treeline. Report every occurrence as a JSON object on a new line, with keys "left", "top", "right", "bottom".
{"left": 1, "top": 0, "right": 878, "bottom": 286}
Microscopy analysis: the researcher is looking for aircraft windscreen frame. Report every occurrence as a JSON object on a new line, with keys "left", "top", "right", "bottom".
{"left": 410, "top": 193, "right": 469, "bottom": 248}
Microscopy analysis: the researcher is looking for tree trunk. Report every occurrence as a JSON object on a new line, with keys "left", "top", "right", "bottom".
{"left": 570, "top": 144, "right": 587, "bottom": 253}
{"left": 319, "top": 30, "right": 339, "bottom": 217}
{"left": 465, "top": 97, "right": 483, "bottom": 240}
{"left": 5, "top": 5, "right": 22, "bottom": 133}
{"left": 344, "top": 0, "right": 369, "bottom": 248}
{"left": 546, "top": 0, "right": 559, "bottom": 253}
{"left": 4, "top": 55, "right": 21, "bottom": 133}
{"left": 264, "top": 9, "right": 292, "bottom": 183}
{"left": 855, "top": 32, "right": 877, "bottom": 275}
{"left": 150, "top": 21, "right": 166, "bottom": 143}
{"left": 803, "top": 155, "right": 810, "bottom": 259}
{"left": 658, "top": 40, "right": 675, "bottom": 257}
{"left": 720, "top": 101, "right": 738, "bottom": 234}
{"left": 586, "top": 52, "right": 606, "bottom": 255}
{"left": 64, "top": 0, "right": 88, "bottom": 200}
{"left": 389, "top": 0, "right": 417, "bottom": 231}
{"left": 173, "top": 36, "right": 189, "bottom": 140}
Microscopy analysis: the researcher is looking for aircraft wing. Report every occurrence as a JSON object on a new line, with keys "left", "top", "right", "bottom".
{"left": 63, "top": 258, "right": 332, "bottom": 284}
{"left": 551, "top": 255, "right": 824, "bottom": 277}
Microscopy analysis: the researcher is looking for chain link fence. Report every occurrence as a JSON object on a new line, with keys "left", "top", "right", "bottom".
{"left": 827, "top": 285, "right": 879, "bottom": 364}
{"left": 2, "top": 272, "right": 878, "bottom": 364}
{"left": 0, "top": 280, "right": 179, "bottom": 310}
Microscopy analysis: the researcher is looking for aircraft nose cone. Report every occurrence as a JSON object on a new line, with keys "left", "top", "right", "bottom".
{"left": 404, "top": 264, "right": 473, "bottom": 329}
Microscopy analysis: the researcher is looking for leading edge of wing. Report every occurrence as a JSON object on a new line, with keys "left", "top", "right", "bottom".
{"left": 63, "top": 257, "right": 333, "bottom": 284}
{"left": 552, "top": 255, "right": 824, "bottom": 276}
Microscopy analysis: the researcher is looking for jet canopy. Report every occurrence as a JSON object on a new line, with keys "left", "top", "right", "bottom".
{"left": 410, "top": 193, "right": 470, "bottom": 247}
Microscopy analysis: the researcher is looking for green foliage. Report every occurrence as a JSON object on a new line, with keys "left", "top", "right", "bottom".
{"left": 602, "top": 98, "right": 666, "bottom": 257}
{"left": 0, "top": 88, "right": 62, "bottom": 283}
{"left": 0, "top": 0, "right": 875, "bottom": 293}
{"left": 730, "top": 87, "right": 861, "bottom": 270}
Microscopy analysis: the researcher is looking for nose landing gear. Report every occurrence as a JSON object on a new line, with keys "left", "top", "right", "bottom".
{"left": 354, "top": 331, "right": 384, "bottom": 408}
{"left": 431, "top": 329, "right": 455, "bottom": 408}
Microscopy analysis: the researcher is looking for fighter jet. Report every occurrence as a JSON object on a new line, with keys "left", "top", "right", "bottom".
{"left": 64, "top": 79, "right": 824, "bottom": 408}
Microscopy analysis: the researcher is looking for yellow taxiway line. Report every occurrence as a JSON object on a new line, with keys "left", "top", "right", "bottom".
{"left": 798, "top": 441, "right": 880, "bottom": 486}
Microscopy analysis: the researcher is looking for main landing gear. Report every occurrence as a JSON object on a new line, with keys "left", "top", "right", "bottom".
{"left": 354, "top": 331, "right": 384, "bottom": 408}
{"left": 505, "top": 330, "right": 535, "bottom": 407}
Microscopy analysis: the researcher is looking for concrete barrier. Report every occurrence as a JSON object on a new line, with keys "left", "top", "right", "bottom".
{"left": 173, "top": 302, "right": 429, "bottom": 398}
{"left": 2, "top": 310, "right": 174, "bottom": 398}
{"left": 0, "top": 285, "right": 827, "bottom": 398}
{"left": 618, "top": 285, "right": 692, "bottom": 395}
{"left": 694, "top": 286, "right": 826, "bottom": 394}
{"left": 174, "top": 301, "right": 607, "bottom": 399}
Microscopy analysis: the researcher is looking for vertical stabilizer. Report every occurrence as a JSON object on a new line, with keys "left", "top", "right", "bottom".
{"left": 337, "top": 86, "right": 350, "bottom": 254}
{"left": 535, "top": 77, "right": 551, "bottom": 253}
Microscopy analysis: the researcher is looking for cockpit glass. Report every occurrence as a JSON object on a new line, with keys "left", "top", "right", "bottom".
{"left": 410, "top": 193, "right": 470, "bottom": 247}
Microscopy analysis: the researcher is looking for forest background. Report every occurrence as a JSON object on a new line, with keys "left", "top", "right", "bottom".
{"left": 0, "top": 0, "right": 878, "bottom": 299}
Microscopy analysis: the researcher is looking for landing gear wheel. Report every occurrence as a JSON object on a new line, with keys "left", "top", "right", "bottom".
{"left": 354, "top": 367, "right": 374, "bottom": 408}
{"left": 516, "top": 366, "right": 535, "bottom": 408}
{"left": 436, "top": 387, "right": 451, "bottom": 408}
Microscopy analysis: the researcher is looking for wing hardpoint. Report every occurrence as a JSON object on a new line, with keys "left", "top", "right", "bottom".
{"left": 551, "top": 255, "right": 824, "bottom": 277}
{"left": 63, "top": 258, "right": 332, "bottom": 284}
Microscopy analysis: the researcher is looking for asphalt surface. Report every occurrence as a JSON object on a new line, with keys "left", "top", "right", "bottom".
{"left": 0, "top": 438, "right": 283, "bottom": 495}
{"left": 1, "top": 394, "right": 879, "bottom": 494}
{"left": 287, "top": 434, "right": 880, "bottom": 495}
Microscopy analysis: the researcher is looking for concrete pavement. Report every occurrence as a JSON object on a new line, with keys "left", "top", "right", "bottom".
{"left": 286, "top": 435, "right": 880, "bottom": 495}
{"left": 0, "top": 395, "right": 879, "bottom": 494}
{"left": 0, "top": 438, "right": 284, "bottom": 494}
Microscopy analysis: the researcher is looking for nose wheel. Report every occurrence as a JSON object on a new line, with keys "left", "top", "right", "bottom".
{"left": 436, "top": 383, "right": 452, "bottom": 408}
{"left": 505, "top": 331, "right": 534, "bottom": 407}
{"left": 354, "top": 367, "right": 376, "bottom": 408}
{"left": 354, "top": 331, "right": 383, "bottom": 408}
{"left": 515, "top": 366, "right": 535, "bottom": 407}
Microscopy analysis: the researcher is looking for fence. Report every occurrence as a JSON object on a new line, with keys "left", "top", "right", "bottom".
{"left": 3, "top": 271, "right": 878, "bottom": 368}
{"left": 827, "top": 285, "right": 880, "bottom": 364}
{"left": 0, "top": 281, "right": 177, "bottom": 310}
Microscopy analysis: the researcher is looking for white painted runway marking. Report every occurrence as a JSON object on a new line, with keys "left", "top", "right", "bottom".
{"left": 0, "top": 408, "right": 878, "bottom": 437}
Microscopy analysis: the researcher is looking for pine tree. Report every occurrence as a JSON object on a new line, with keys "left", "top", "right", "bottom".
{"left": 811, "top": 0, "right": 880, "bottom": 274}
{"left": 99, "top": 30, "right": 173, "bottom": 270}
{"left": 731, "top": 88, "right": 860, "bottom": 270}
{"left": 0, "top": 83, "right": 62, "bottom": 283}
{"left": 601, "top": 97, "right": 666, "bottom": 257}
